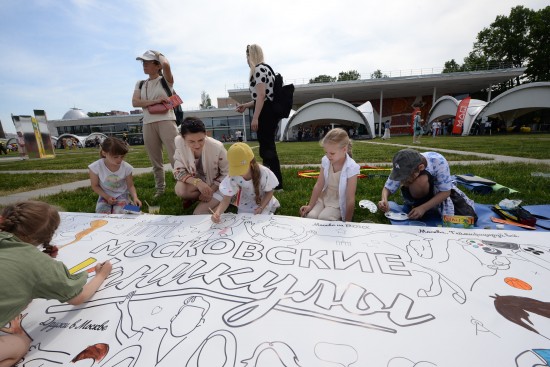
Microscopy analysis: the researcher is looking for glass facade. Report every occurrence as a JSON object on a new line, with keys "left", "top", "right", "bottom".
{"left": 54, "top": 111, "right": 254, "bottom": 144}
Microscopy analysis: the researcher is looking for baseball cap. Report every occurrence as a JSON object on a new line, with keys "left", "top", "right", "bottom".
{"left": 227, "top": 143, "right": 255, "bottom": 176}
{"left": 136, "top": 50, "right": 159, "bottom": 62}
{"left": 389, "top": 149, "right": 423, "bottom": 181}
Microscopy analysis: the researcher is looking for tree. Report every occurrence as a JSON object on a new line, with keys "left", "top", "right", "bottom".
{"left": 337, "top": 70, "right": 360, "bottom": 81}
{"left": 200, "top": 91, "right": 212, "bottom": 109}
{"left": 473, "top": 5, "right": 534, "bottom": 86}
{"left": 87, "top": 112, "right": 108, "bottom": 117}
{"left": 370, "top": 69, "right": 388, "bottom": 79}
{"left": 441, "top": 6, "right": 550, "bottom": 92}
{"left": 309, "top": 75, "right": 336, "bottom": 83}
{"left": 442, "top": 59, "right": 463, "bottom": 73}
{"left": 526, "top": 6, "right": 550, "bottom": 82}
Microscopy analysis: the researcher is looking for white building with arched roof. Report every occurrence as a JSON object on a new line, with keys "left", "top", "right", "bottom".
{"left": 428, "top": 82, "right": 550, "bottom": 135}
{"left": 281, "top": 98, "right": 373, "bottom": 141}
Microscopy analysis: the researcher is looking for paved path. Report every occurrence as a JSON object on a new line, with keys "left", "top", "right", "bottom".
{"left": 1, "top": 142, "right": 549, "bottom": 206}
{"left": 0, "top": 164, "right": 171, "bottom": 206}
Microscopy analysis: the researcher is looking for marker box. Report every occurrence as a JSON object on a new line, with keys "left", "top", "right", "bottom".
{"left": 123, "top": 204, "right": 141, "bottom": 213}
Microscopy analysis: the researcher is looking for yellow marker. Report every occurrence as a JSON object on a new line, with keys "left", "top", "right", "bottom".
{"left": 69, "top": 257, "right": 97, "bottom": 274}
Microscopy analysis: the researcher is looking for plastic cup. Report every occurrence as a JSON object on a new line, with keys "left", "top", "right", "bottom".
{"left": 148, "top": 205, "right": 160, "bottom": 214}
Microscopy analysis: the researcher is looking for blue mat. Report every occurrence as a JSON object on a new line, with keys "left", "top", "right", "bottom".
{"left": 387, "top": 202, "right": 550, "bottom": 231}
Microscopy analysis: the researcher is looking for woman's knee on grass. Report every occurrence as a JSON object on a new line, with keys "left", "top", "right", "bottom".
{"left": 175, "top": 181, "right": 199, "bottom": 199}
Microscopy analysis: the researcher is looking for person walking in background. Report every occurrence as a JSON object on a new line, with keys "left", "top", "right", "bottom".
{"left": 300, "top": 128, "right": 359, "bottom": 222}
{"left": 89, "top": 137, "right": 141, "bottom": 214}
{"left": 378, "top": 149, "right": 477, "bottom": 222}
{"left": 483, "top": 116, "right": 492, "bottom": 135}
{"left": 432, "top": 120, "right": 439, "bottom": 138}
{"left": 0, "top": 201, "right": 112, "bottom": 367}
{"left": 132, "top": 50, "right": 179, "bottom": 198}
{"left": 235, "top": 44, "right": 283, "bottom": 190}
{"left": 173, "top": 117, "right": 229, "bottom": 214}
{"left": 413, "top": 111, "right": 422, "bottom": 144}
{"left": 382, "top": 120, "right": 391, "bottom": 140}
{"left": 0, "top": 141, "right": 8, "bottom": 155}
{"left": 16, "top": 131, "right": 26, "bottom": 160}
{"left": 211, "top": 143, "right": 280, "bottom": 223}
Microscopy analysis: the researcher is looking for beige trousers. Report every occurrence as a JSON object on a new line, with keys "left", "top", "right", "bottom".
{"left": 143, "top": 120, "right": 178, "bottom": 192}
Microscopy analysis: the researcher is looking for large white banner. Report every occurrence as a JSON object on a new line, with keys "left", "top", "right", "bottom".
{"left": 7, "top": 213, "right": 550, "bottom": 367}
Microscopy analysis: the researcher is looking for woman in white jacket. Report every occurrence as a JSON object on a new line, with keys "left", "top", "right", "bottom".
{"left": 173, "top": 117, "right": 229, "bottom": 214}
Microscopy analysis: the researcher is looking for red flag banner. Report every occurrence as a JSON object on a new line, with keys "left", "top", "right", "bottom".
{"left": 452, "top": 97, "right": 471, "bottom": 135}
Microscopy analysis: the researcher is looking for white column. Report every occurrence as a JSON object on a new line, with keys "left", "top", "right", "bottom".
{"left": 242, "top": 112, "right": 247, "bottom": 142}
{"left": 432, "top": 87, "right": 437, "bottom": 103}
{"left": 379, "top": 90, "right": 384, "bottom": 137}
{"left": 487, "top": 85, "right": 492, "bottom": 102}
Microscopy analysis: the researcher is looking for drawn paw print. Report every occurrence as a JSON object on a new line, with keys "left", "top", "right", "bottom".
{"left": 524, "top": 247, "right": 544, "bottom": 256}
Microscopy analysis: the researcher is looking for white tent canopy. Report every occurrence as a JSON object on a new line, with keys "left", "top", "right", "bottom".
{"left": 428, "top": 82, "right": 550, "bottom": 135}
{"left": 356, "top": 101, "right": 375, "bottom": 138}
{"left": 56, "top": 133, "right": 108, "bottom": 147}
{"left": 282, "top": 98, "right": 373, "bottom": 141}
{"left": 476, "top": 82, "right": 550, "bottom": 128}
{"left": 278, "top": 110, "right": 296, "bottom": 141}
{"left": 428, "top": 96, "right": 488, "bottom": 136}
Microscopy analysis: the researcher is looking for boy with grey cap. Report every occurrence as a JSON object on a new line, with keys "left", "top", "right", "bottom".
{"left": 378, "top": 149, "right": 477, "bottom": 221}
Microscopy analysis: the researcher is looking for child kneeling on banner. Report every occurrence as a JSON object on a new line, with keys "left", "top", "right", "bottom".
{"left": 0, "top": 201, "right": 112, "bottom": 366}
{"left": 378, "top": 149, "right": 477, "bottom": 222}
{"left": 211, "top": 143, "right": 279, "bottom": 223}
{"left": 300, "top": 128, "right": 360, "bottom": 222}
{"left": 89, "top": 137, "right": 141, "bottom": 214}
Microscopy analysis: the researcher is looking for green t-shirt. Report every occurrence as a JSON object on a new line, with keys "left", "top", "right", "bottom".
{"left": 0, "top": 232, "right": 88, "bottom": 326}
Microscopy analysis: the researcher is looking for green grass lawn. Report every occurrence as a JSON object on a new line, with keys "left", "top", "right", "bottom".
{"left": 3, "top": 133, "right": 550, "bottom": 224}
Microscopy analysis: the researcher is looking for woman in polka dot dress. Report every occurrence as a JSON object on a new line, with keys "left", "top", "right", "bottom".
{"left": 235, "top": 44, "right": 283, "bottom": 190}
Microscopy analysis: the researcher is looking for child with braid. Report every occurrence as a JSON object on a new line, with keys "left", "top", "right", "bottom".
{"left": 211, "top": 143, "right": 280, "bottom": 223}
{"left": 0, "top": 201, "right": 112, "bottom": 366}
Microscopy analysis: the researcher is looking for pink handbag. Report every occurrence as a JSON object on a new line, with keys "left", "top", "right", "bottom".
{"left": 148, "top": 94, "right": 183, "bottom": 114}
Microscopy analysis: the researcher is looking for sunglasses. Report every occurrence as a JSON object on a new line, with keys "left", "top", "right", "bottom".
{"left": 142, "top": 60, "right": 158, "bottom": 65}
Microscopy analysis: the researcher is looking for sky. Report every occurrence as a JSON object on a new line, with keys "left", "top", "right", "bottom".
{"left": 0, "top": 0, "right": 547, "bottom": 134}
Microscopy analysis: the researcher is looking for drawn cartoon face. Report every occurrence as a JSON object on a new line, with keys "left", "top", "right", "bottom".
{"left": 212, "top": 215, "right": 237, "bottom": 229}
{"left": 457, "top": 239, "right": 512, "bottom": 270}
{"left": 262, "top": 222, "right": 302, "bottom": 240}
{"left": 170, "top": 296, "right": 210, "bottom": 337}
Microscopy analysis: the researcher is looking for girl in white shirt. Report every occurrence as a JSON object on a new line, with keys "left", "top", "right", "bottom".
{"left": 211, "top": 143, "right": 280, "bottom": 223}
{"left": 88, "top": 137, "right": 141, "bottom": 214}
{"left": 300, "top": 128, "right": 360, "bottom": 222}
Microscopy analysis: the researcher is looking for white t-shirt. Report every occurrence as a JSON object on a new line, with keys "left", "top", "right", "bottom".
{"left": 88, "top": 159, "right": 133, "bottom": 198}
{"left": 135, "top": 76, "right": 176, "bottom": 124}
{"left": 219, "top": 165, "right": 279, "bottom": 213}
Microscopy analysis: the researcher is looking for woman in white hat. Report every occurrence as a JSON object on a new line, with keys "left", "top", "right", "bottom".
{"left": 132, "top": 50, "right": 179, "bottom": 198}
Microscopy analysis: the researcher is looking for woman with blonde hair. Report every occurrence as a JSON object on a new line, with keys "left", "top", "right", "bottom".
{"left": 236, "top": 44, "right": 283, "bottom": 190}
